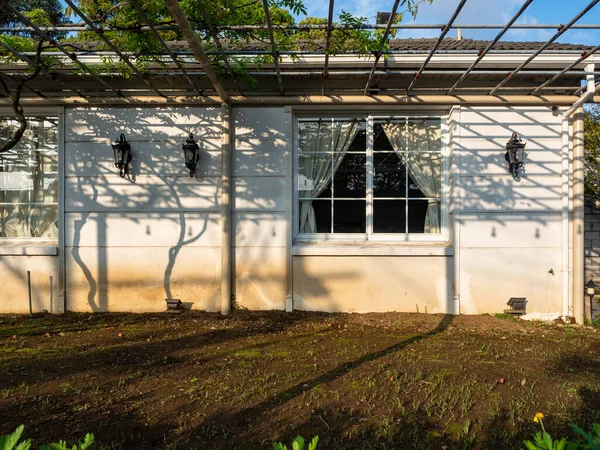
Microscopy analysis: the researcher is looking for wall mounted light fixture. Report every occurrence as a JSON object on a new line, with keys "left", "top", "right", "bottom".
{"left": 111, "top": 134, "right": 132, "bottom": 178}
{"left": 505, "top": 132, "right": 526, "bottom": 181}
{"left": 585, "top": 279, "right": 598, "bottom": 319}
{"left": 182, "top": 133, "right": 199, "bottom": 178}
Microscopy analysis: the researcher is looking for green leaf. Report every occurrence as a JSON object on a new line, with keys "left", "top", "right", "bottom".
{"left": 0, "top": 426, "right": 31, "bottom": 450}
{"left": 291, "top": 435, "right": 305, "bottom": 450}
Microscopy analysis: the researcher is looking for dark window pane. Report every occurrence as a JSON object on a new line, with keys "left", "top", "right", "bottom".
{"left": 348, "top": 127, "right": 367, "bottom": 151}
{"left": 374, "top": 122, "right": 400, "bottom": 151}
{"left": 373, "top": 200, "right": 406, "bottom": 233}
{"left": 299, "top": 199, "right": 331, "bottom": 233}
{"left": 374, "top": 152, "right": 406, "bottom": 198}
{"left": 334, "top": 153, "right": 366, "bottom": 198}
{"left": 408, "top": 200, "right": 440, "bottom": 233}
{"left": 333, "top": 200, "right": 365, "bottom": 233}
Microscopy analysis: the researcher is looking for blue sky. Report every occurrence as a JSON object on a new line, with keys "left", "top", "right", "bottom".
{"left": 297, "top": 0, "right": 600, "bottom": 45}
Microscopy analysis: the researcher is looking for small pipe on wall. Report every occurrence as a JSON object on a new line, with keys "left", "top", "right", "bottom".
{"left": 221, "top": 103, "right": 232, "bottom": 315}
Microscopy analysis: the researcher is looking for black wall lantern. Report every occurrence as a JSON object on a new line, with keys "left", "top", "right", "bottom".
{"left": 505, "top": 132, "right": 526, "bottom": 181}
{"left": 111, "top": 133, "right": 132, "bottom": 178}
{"left": 182, "top": 133, "right": 199, "bottom": 178}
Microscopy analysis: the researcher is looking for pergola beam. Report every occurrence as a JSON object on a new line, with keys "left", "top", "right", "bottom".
{"left": 406, "top": 0, "right": 468, "bottom": 94}
{"left": 489, "top": 0, "right": 600, "bottom": 95}
{"left": 262, "top": 0, "right": 284, "bottom": 95}
{"left": 1, "top": 95, "right": 590, "bottom": 107}
{"left": 64, "top": 0, "right": 166, "bottom": 98}
{"left": 3, "top": 23, "right": 600, "bottom": 33}
{"left": 163, "top": 0, "right": 228, "bottom": 102}
{"left": 447, "top": 0, "right": 534, "bottom": 95}
{"left": 2, "top": 69, "right": 595, "bottom": 78}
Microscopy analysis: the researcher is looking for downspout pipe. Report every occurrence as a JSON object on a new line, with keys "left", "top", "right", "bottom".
{"left": 451, "top": 106, "right": 461, "bottom": 315}
{"left": 560, "top": 118, "right": 571, "bottom": 319}
{"left": 221, "top": 103, "right": 232, "bottom": 315}
{"left": 561, "top": 63, "right": 595, "bottom": 321}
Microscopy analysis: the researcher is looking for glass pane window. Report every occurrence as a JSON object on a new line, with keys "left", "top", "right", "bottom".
{"left": 0, "top": 117, "right": 58, "bottom": 239}
{"left": 297, "top": 116, "right": 443, "bottom": 238}
{"left": 298, "top": 119, "right": 366, "bottom": 234}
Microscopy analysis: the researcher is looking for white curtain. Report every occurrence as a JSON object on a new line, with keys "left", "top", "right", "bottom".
{"left": 381, "top": 121, "right": 441, "bottom": 233}
{"left": 299, "top": 120, "right": 359, "bottom": 233}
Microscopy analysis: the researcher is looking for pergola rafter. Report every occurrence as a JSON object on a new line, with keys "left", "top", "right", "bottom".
{"left": 0, "top": 38, "right": 87, "bottom": 98}
{"left": 321, "top": 0, "right": 335, "bottom": 95}
{"left": 197, "top": 5, "right": 244, "bottom": 96}
{"left": 3, "top": 0, "right": 121, "bottom": 96}
{"left": 406, "top": 0, "right": 467, "bottom": 94}
{"left": 262, "top": 0, "right": 284, "bottom": 95}
{"left": 363, "top": 0, "right": 402, "bottom": 95}
{"left": 64, "top": 0, "right": 166, "bottom": 98}
{"left": 489, "top": 0, "right": 600, "bottom": 95}
{"left": 131, "top": 1, "right": 203, "bottom": 96}
{"left": 163, "top": 0, "right": 228, "bottom": 102}
{"left": 532, "top": 43, "right": 600, "bottom": 94}
{"left": 447, "top": 0, "right": 534, "bottom": 95}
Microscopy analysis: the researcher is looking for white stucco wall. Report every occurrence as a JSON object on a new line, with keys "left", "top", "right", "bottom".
{"left": 64, "top": 107, "right": 222, "bottom": 312}
{"left": 0, "top": 104, "right": 569, "bottom": 316}
{"left": 456, "top": 106, "right": 563, "bottom": 316}
{"left": 232, "top": 107, "right": 289, "bottom": 310}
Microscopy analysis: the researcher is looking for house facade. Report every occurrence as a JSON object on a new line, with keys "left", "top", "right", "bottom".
{"left": 0, "top": 39, "right": 597, "bottom": 322}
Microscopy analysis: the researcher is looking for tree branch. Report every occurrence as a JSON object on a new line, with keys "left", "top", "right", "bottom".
{"left": 0, "top": 38, "right": 45, "bottom": 154}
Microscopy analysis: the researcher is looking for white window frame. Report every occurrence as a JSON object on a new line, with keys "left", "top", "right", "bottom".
{"left": 292, "top": 113, "right": 450, "bottom": 244}
{"left": 0, "top": 113, "right": 60, "bottom": 249}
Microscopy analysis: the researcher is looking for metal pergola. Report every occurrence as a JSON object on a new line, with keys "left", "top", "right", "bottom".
{"left": 0, "top": 0, "right": 599, "bottom": 105}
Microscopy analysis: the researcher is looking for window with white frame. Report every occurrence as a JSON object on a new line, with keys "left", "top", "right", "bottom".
{"left": 0, "top": 117, "right": 58, "bottom": 239}
{"left": 295, "top": 115, "right": 444, "bottom": 240}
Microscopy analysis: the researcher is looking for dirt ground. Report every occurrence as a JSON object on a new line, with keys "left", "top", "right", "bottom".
{"left": 1, "top": 311, "right": 600, "bottom": 449}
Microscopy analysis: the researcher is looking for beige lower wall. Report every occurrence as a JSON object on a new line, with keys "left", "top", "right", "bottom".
{"left": 0, "top": 255, "right": 60, "bottom": 313}
{"left": 459, "top": 248, "right": 562, "bottom": 316}
{"left": 293, "top": 256, "right": 452, "bottom": 313}
{"left": 65, "top": 246, "right": 221, "bottom": 312}
{"left": 234, "top": 246, "right": 286, "bottom": 310}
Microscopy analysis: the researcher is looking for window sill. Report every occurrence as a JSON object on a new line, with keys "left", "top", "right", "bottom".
{"left": 0, "top": 241, "right": 58, "bottom": 256}
{"left": 292, "top": 243, "right": 453, "bottom": 256}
